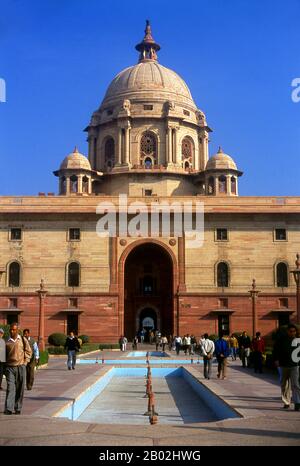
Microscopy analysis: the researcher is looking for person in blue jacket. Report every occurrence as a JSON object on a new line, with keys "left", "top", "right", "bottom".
{"left": 215, "top": 332, "right": 231, "bottom": 380}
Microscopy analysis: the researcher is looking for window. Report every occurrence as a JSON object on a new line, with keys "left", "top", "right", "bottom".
{"left": 278, "top": 313, "right": 290, "bottom": 327}
{"left": 106, "top": 109, "right": 113, "bottom": 115}
{"left": 70, "top": 175, "right": 78, "bottom": 193}
{"left": 216, "top": 228, "right": 228, "bottom": 241}
{"left": 69, "top": 228, "right": 80, "bottom": 241}
{"left": 82, "top": 176, "right": 89, "bottom": 193}
{"left": 10, "top": 228, "right": 22, "bottom": 241}
{"left": 217, "top": 262, "right": 229, "bottom": 287}
{"left": 276, "top": 262, "right": 288, "bottom": 287}
{"left": 208, "top": 177, "right": 215, "bottom": 195}
{"left": 144, "top": 157, "right": 152, "bottom": 169}
{"left": 144, "top": 189, "right": 152, "bottom": 196}
{"left": 7, "top": 313, "right": 18, "bottom": 325}
{"left": 144, "top": 105, "right": 153, "bottom": 110}
{"left": 182, "top": 138, "right": 193, "bottom": 160}
{"left": 68, "top": 262, "right": 80, "bottom": 287}
{"left": 218, "top": 315, "right": 230, "bottom": 337}
{"left": 219, "top": 298, "right": 228, "bottom": 308}
{"left": 68, "top": 298, "right": 78, "bottom": 308}
{"left": 105, "top": 138, "right": 115, "bottom": 169}
{"left": 67, "top": 314, "right": 78, "bottom": 335}
{"left": 9, "top": 298, "right": 18, "bottom": 308}
{"left": 140, "top": 132, "right": 157, "bottom": 165}
{"left": 275, "top": 229, "right": 287, "bottom": 241}
{"left": 279, "top": 298, "right": 288, "bottom": 308}
{"left": 231, "top": 176, "right": 237, "bottom": 194}
{"left": 218, "top": 175, "right": 227, "bottom": 193}
{"left": 183, "top": 110, "right": 190, "bottom": 116}
{"left": 8, "top": 262, "right": 20, "bottom": 287}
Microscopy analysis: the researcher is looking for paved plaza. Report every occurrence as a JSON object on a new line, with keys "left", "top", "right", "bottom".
{"left": 0, "top": 346, "right": 299, "bottom": 446}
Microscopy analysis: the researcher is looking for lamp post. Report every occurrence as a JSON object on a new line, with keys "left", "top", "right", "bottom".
{"left": 290, "top": 253, "right": 300, "bottom": 324}
{"left": 249, "top": 279, "right": 260, "bottom": 338}
{"left": 36, "top": 279, "right": 47, "bottom": 351}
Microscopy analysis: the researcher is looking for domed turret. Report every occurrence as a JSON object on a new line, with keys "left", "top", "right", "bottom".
{"left": 54, "top": 147, "right": 102, "bottom": 195}
{"left": 203, "top": 147, "right": 242, "bottom": 196}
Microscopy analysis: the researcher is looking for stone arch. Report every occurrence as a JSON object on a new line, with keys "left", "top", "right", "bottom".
{"left": 118, "top": 239, "right": 178, "bottom": 338}
{"left": 215, "top": 260, "right": 230, "bottom": 288}
{"left": 7, "top": 260, "right": 22, "bottom": 287}
{"left": 275, "top": 260, "right": 289, "bottom": 288}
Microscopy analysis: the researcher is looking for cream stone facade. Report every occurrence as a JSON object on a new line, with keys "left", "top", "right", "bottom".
{"left": 0, "top": 22, "right": 299, "bottom": 344}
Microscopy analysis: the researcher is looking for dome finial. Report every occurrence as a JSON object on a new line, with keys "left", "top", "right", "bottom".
{"left": 73, "top": 146, "right": 79, "bottom": 154}
{"left": 218, "top": 146, "right": 223, "bottom": 153}
{"left": 135, "top": 20, "right": 161, "bottom": 63}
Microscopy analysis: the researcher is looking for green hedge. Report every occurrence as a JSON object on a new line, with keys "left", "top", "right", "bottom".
{"left": 38, "top": 350, "right": 49, "bottom": 365}
{"left": 47, "top": 346, "right": 66, "bottom": 355}
{"left": 79, "top": 335, "right": 89, "bottom": 344}
{"left": 99, "top": 343, "right": 120, "bottom": 350}
{"left": 48, "top": 342, "right": 101, "bottom": 354}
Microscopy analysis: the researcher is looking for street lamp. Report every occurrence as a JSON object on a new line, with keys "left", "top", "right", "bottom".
{"left": 290, "top": 253, "right": 300, "bottom": 324}
{"left": 249, "top": 279, "right": 260, "bottom": 338}
{"left": 36, "top": 278, "right": 47, "bottom": 351}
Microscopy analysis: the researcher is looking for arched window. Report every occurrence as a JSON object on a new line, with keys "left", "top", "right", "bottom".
{"left": 219, "top": 175, "right": 227, "bottom": 193}
{"left": 208, "top": 177, "right": 215, "bottom": 195}
{"left": 140, "top": 132, "right": 157, "bottom": 165}
{"left": 82, "top": 176, "right": 89, "bottom": 193}
{"left": 276, "top": 262, "right": 288, "bottom": 287}
{"left": 182, "top": 138, "right": 192, "bottom": 159}
{"left": 144, "top": 157, "right": 152, "bottom": 169}
{"left": 68, "top": 262, "right": 80, "bottom": 287}
{"left": 9, "top": 262, "right": 20, "bottom": 287}
{"left": 104, "top": 138, "right": 115, "bottom": 169}
{"left": 184, "top": 161, "right": 190, "bottom": 171}
{"left": 231, "top": 176, "right": 236, "bottom": 194}
{"left": 217, "top": 262, "right": 229, "bottom": 287}
{"left": 70, "top": 175, "right": 78, "bottom": 193}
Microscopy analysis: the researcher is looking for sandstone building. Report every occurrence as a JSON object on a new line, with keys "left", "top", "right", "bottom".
{"left": 0, "top": 22, "right": 299, "bottom": 344}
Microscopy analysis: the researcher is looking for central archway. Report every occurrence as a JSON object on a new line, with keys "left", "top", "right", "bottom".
{"left": 120, "top": 241, "right": 176, "bottom": 340}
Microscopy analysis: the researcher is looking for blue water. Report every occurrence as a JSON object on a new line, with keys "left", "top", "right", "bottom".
{"left": 56, "top": 367, "right": 240, "bottom": 422}
{"left": 127, "top": 351, "right": 169, "bottom": 357}
{"left": 77, "top": 359, "right": 203, "bottom": 365}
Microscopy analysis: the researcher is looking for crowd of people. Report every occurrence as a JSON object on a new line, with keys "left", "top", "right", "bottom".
{"left": 0, "top": 322, "right": 299, "bottom": 415}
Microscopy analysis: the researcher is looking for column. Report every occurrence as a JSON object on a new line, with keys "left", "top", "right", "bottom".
{"left": 226, "top": 175, "right": 231, "bottom": 195}
{"left": 66, "top": 176, "right": 70, "bottom": 195}
{"left": 117, "top": 127, "right": 122, "bottom": 165}
{"left": 124, "top": 127, "right": 130, "bottom": 165}
{"left": 109, "top": 237, "right": 118, "bottom": 293}
{"left": 167, "top": 127, "right": 173, "bottom": 165}
{"left": 174, "top": 127, "right": 179, "bottom": 165}
{"left": 178, "top": 236, "right": 186, "bottom": 292}
{"left": 77, "top": 175, "right": 83, "bottom": 194}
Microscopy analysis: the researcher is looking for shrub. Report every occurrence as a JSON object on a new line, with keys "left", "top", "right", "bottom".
{"left": 208, "top": 334, "right": 218, "bottom": 342}
{"left": 99, "top": 343, "right": 120, "bottom": 350}
{"left": 79, "top": 335, "right": 89, "bottom": 344}
{"left": 47, "top": 346, "right": 66, "bottom": 355}
{"left": 38, "top": 350, "right": 49, "bottom": 365}
{"left": 48, "top": 333, "right": 66, "bottom": 347}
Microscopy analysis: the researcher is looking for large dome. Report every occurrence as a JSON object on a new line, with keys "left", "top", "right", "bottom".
{"left": 101, "top": 61, "right": 196, "bottom": 109}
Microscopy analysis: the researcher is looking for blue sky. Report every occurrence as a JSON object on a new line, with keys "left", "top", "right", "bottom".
{"left": 0, "top": 0, "right": 299, "bottom": 196}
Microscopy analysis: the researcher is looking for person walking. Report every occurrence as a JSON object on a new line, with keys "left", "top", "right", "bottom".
{"left": 239, "top": 331, "right": 251, "bottom": 368}
{"left": 251, "top": 331, "right": 265, "bottom": 374}
{"left": 132, "top": 335, "right": 139, "bottom": 350}
{"left": 272, "top": 324, "right": 300, "bottom": 411}
{"left": 200, "top": 333, "right": 215, "bottom": 380}
{"left": 215, "top": 332, "right": 230, "bottom": 380}
{"left": 0, "top": 328, "right": 6, "bottom": 390}
{"left": 174, "top": 335, "right": 182, "bottom": 355}
{"left": 161, "top": 336, "right": 168, "bottom": 351}
{"left": 229, "top": 334, "right": 239, "bottom": 361}
{"left": 4, "top": 322, "right": 32, "bottom": 415}
{"left": 23, "top": 329, "right": 39, "bottom": 390}
{"left": 64, "top": 331, "right": 80, "bottom": 370}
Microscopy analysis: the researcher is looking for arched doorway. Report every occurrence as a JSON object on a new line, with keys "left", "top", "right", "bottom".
{"left": 138, "top": 307, "right": 158, "bottom": 342}
{"left": 122, "top": 242, "right": 174, "bottom": 340}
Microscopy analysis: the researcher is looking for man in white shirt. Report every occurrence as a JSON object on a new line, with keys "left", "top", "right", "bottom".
{"left": 200, "top": 333, "right": 215, "bottom": 380}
